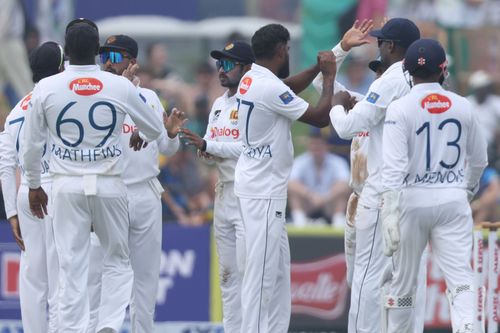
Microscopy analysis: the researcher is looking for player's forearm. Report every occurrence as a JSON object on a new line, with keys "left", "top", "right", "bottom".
{"left": 205, "top": 140, "right": 243, "bottom": 160}
{"left": 158, "top": 133, "right": 180, "bottom": 157}
{"left": 283, "top": 64, "right": 320, "bottom": 95}
{"left": 0, "top": 167, "right": 18, "bottom": 219}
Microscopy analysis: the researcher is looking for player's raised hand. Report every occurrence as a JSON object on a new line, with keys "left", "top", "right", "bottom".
{"left": 8, "top": 215, "right": 25, "bottom": 251}
{"left": 164, "top": 108, "right": 187, "bottom": 138}
{"left": 129, "top": 130, "right": 148, "bottom": 151}
{"left": 122, "top": 63, "right": 140, "bottom": 86}
{"left": 318, "top": 51, "right": 336, "bottom": 79}
{"left": 341, "top": 19, "right": 374, "bottom": 51}
{"left": 28, "top": 187, "right": 48, "bottom": 219}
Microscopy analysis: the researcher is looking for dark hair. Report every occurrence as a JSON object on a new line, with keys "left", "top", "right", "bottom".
{"left": 251, "top": 24, "right": 290, "bottom": 60}
{"left": 64, "top": 23, "right": 99, "bottom": 62}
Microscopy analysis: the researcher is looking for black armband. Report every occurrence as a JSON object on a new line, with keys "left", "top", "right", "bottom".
{"left": 201, "top": 139, "right": 207, "bottom": 152}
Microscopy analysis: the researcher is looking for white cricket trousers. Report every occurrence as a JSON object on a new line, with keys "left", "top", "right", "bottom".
{"left": 348, "top": 205, "right": 427, "bottom": 333}
{"left": 385, "top": 188, "right": 474, "bottom": 333}
{"left": 87, "top": 178, "right": 162, "bottom": 333}
{"left": 237, "top": 197, "right": 290, "bottom": 333}
{"left": 51, "top": 175, "right": 132, "bottom": 333}
{"left": 214, "top": 182, "right": 245, "bottom": 333}
{"left": 17, "top": 184, "right": 58, "bottom": 333}
{"left": 127, "top": 179, "right": 163, "bottom": 333}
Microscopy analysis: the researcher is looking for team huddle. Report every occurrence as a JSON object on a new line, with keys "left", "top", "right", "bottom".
{"left": 0, "top": 15, "right": 487, "bottom": 333}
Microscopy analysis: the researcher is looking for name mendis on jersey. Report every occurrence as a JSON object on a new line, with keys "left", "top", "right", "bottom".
{"left": 51, "top": 143, "right": 122, "bottom": 162}
{"left": 404, "top": 168, "right": 465, "bottom": 186}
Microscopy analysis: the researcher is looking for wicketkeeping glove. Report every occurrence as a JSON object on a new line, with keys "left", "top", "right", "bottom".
{"left": 381, "top": 190, "right": 400, "bottom": 257}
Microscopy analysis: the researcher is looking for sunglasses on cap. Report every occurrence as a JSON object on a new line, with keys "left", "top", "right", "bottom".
{"left": 215, "top": 59, "right": 244, "bottom": 73}
{"left": 100, "top": 51, "right": 130, "bottom": 64}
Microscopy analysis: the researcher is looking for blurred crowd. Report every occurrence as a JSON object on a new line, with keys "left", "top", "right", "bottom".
{"left": 0, "top": 0, "right": 499, "bottom": 226}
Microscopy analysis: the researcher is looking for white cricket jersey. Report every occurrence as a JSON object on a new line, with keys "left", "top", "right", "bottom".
{"left": 22, "top": 65, "right": 163, "bottom": 189}
{"left": 0, "top": 91, "right": 52, "bottom": 218}
{"left": 203, "top": 91, "right": 243, "bottom": 183}
{"left": 382, "top": 82, "right": 488, "bottom": 192}
{"left": 120, "top": 87, "right": 179, "bottom": 186}
{"left": 330, "top": 61, "right": 411, "bottom": 207}
{"left": 234, "top": 64, "right": 309, "bottom": 199}
{"left": 311, "top": 42, "right": 368, "bottom": 195}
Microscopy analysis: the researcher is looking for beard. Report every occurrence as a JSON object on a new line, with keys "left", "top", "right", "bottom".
{"left": 277, "top": 57, "right": 290, "bottom": 79}
{"left": 220, "top": 75, "right": 240, "bottom": 88}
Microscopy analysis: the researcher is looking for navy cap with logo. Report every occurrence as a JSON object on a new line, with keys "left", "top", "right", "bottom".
{"left": 370, "top": 18, "right": 420, "bottom": 49}
{"left": 99, "top": 35, "right": 138, "bottom": 58}
{"left": 29, "top": 41, "right": 64, "bottom": 83}
{"left": 210, "top": 41, "right": 255, "bottom": 64}
{"left": 404, "top": 38, "right": 447, "bottom": 76}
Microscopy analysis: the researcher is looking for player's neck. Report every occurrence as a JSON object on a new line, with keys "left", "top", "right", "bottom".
{"left": 228, "top": 87, "right": 237, "bottom": 97}
{"left": 255, "top": 59, "right": 279, "bottom": 76}
{"left": 69, "top": 58, "right": 96, "bottom": 66}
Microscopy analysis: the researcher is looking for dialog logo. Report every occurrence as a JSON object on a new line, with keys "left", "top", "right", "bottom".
{"left": 70, "top": 78, "right": 103, "bottom": 96}
{"left": 20, "top": 93, "right": 32, "bottom": 111}
{"left": 291, "top": 254, "right": 348, "bottom": 320}
{"left": 421, "top": 94, "right": 452, "bottom": 114}
{"left": 239, "top": 77, "right": 252, "bottom": 95}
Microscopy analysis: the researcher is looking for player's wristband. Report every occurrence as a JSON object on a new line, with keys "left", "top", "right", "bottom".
{"left": 201, "top": 139, "right": 207, "bottom": 152}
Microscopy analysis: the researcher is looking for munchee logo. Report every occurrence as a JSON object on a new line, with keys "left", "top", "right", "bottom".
{"left": 69, "top": 78, "right": 103, "bottom": 96}
{"left": 421, "top": 94, "right": 452, "bottom": 114}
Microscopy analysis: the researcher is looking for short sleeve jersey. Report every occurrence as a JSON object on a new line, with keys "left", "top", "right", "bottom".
{"left": 234, "top": 64, "right": 309, "bottom": 199}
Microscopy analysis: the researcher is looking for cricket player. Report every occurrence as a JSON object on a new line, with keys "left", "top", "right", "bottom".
{"left": 380, "top": 38, "right": 487, "bottom": 333}
{"left": 22, "top": 20, "right": 162, "bottom": 333}
{"left": 180, "top": 41, "right": 254, "bottom": 333}
{"left": 329, "top": 18, "right": 424, "bottom": 333}
{"left": 0, "top": 41, "right": 63, "bottom": 333}
{"left": 86, "top": 34, "right": 183, "bottom": 333}
{"left": 233, "top": 23, "right": 340, "bottom": 333}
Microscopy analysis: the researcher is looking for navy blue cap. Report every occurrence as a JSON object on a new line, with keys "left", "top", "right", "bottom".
{"left": 100, "top": 35, "right": 138, "bottom": 58}
{"left": 65, "top": 18, "right": 98, "bottom": 33}
{"left": 29, "top": 41, "right": 64, "bottom": 83}
{"left": 210, "top": 41, "right": 255, "bottom": 64}
{"left": 370, "top": 18, "right": 420, "bottom": 48}
{"left": 404, "top": 39, "right": 447, "bottom": 76}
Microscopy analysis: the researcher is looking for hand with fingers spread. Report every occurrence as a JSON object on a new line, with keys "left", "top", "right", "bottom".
{"left": 341, "top": 19, "right": 374, "bottom": 51}
{"left": 8, "top": 215, "right": 25, "bottom": 251}
{"left": 164, "top": 107, "right": 188, "bottom": 138}
{"left": 122, "top": 63, "right": 140, "bottom": 85}
{"left": 129, "top": 130, "right": 148, "bottom": 151}
{"left": 28, "top": 187, "right": 48, "bottom": 219}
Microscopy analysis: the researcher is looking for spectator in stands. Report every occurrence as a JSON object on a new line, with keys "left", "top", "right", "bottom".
{"left": 146, "top": 42, "right": 181, "bottom": 81}
{"left": 337, "top": 55, "right": 374, "bottom": 95}
{"left": 467, "top": 70, "right": 500, "bottom": 146}
{"left": 159, "top": 146, "right": 213, "bottom": 225}
{"left": 471, "top": 167, "right": 500, "bottom": 224}
{"left": 289, "top": 130, "right": 351, "bottom": 227}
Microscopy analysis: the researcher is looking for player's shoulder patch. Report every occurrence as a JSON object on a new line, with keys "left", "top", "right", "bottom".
{"left": 366, "top": 91, "right": 380, "bottom": 104}
{"left": 279, "top": 91, "right": 294, "bottom": 105}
